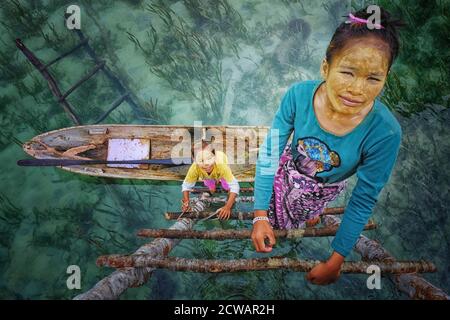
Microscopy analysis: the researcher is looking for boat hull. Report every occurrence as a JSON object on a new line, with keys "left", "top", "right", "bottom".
{"left": 22, "top": 124, "right": 269, "bottom": 182}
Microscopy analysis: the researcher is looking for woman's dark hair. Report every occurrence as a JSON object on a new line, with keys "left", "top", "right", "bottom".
{"left": 325, "top": 6, "right": 406, "bottom": 70}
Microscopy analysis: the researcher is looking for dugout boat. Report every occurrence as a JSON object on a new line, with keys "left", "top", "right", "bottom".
{"left": 21, "top": 124, "right": 269, "bottom": 181}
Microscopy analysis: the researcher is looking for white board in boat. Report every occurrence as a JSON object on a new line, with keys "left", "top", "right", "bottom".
{"left": 107, "top": 138, "right": 150, "bottom": 169}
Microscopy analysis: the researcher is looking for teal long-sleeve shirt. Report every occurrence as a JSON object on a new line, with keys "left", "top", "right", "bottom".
{"left": 254, "top": 80, "right": 402, "bottom": 257}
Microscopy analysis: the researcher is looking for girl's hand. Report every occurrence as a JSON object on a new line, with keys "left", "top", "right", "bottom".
{"left": 251, "top": 215, "right": 276, "bottom": 253}
{"left": 306, "top": 254, "right": 343, "bottom": 285}
{"left": 181, "top": 200, "right": 191, "bottom": 213}
{"left": 216, "top": 206, "right": 231, "bottom": 220}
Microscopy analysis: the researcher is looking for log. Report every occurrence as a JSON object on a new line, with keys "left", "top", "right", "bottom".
{"left": 74, "top": 196, "right": 209, "bottom": 299}
{"left": 321, "top": 215, "right": 450, "bottom": 300}
{"left": 165, "top": 207, "right": 345, "bottom": 220}
{"left": 96, "top": 256, "right": 437, "bottom": 274}
{"left": 73, "top": 218, "right": 194, "bottom": 300}
{"left": 137, "top": 220, "right": 377, "bottom": 240}
{"left": 395, "top": 273, "right": 450, "bottom": 300}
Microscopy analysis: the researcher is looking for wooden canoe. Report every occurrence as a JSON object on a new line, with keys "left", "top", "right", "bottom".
{"left": 22, "top": 124, "right": 269, "bottom": 181}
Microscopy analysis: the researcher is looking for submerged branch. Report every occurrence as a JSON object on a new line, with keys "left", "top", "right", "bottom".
{"left": 321, "top": 215, "right": 449, "bottom": 300}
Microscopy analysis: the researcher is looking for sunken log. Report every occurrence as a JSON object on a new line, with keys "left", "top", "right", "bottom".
{"left": 321, "top": 215, "right": 449, "bottom": 300}
{"left": 74, "top": 196, "right": 211, "bottom": 300}
{"left": 73, "top": 218, "right": 194, "bottom": 300}
{"left": 137, "top": 220, "right": 376, "bottom": 240}
{"left": 96, "top": 256, "right": 436, "bottom": 274}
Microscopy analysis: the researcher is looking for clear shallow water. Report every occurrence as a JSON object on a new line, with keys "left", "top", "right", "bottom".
{"left": 0, "top": 0, "right": 448, "bottom": 299}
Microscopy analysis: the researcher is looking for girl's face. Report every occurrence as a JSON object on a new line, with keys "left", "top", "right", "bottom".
{"left": 321, "top": 36, "right": 391, "bottom": 116}
{"left": 195, "top": 149, "right": 215, "bottom": 173}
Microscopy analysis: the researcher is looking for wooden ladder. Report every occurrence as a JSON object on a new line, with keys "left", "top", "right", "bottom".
{"left": 16, "top": 29, "right": 146, "bottom": 125}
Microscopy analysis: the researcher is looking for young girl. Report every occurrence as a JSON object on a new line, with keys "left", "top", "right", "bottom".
{"left": 181, "top": 141, "right": 240, "bottom": 219}
{"left": 252, "top": 6, "right": 405, "bottom": 285}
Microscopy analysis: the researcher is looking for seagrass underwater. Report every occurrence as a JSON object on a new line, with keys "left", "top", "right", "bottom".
{"left": 1, "top": 0, "right": 449, "bottom": 302}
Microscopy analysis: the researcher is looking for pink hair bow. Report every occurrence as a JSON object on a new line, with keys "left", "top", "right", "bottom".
{"left": 346, "top": 13, "right": 384, "bottom": 29}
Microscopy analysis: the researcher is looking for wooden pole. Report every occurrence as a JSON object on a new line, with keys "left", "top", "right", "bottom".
{"left": 15, "top": 39, "right": 81, "bottom": 125}
{"left": 165, "top": 207, "right": 345, "bottom": 220}
{"left": 321, "top": 215, "right": 449, "bottom": 300}
{"left": 137, "top": 220, "right": 377, "bottom": 240}
{"left": 200, "top": 196, "right": 255, "bottom": 203}
{"left": 96, "top": 256, "right": 437, "bottom": 274}
{"left": 191, "top": 187, "right": 254, "bottom": 193}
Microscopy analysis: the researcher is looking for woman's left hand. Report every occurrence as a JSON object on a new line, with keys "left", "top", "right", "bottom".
{"left": 216, "top": 206, "right": 232, "bottom": 220}
{"left": 306, "top": 259, "right": 343, "bottom": 285}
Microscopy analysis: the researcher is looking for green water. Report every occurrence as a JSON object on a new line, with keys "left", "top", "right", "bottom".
{"left": 0, "top": 0, "right": 449, "bottom": 299}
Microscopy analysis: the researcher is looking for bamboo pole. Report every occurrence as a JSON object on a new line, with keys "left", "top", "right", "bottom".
{"left": 199, "top": 196, "right": 255, "bottom": 203}
{"left": 191, "top": 187, "right": 254, "bottom": 193}
{"left": 137, "top": 220, "right": 376, "bottom": 240}
{"left": 321, "top": 215, "right": 449, "bottom": 300}
{"left": 165, "top": 207, "right": 345, "bottom": 220}
{"left": 73, "top": 218, "right": 194, "bottom": 300}
{"left": 96, "top": 256, "right": 436, "bottom": 274}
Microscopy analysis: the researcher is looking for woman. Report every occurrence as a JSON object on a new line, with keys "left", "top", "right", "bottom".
{"left": 251, "top": 6, "right": 405, "bottom": 285}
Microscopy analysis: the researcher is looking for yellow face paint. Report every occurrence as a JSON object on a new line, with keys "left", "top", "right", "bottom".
{"left": 195, "top": 149, "right": 215, "bottom": 173}
{"left": 320, "top": 36, "right": 391, "bottom": 119}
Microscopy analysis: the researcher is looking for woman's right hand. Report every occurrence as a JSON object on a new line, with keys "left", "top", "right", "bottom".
{"left": 251, "top": 211, "right": 276, "bottom": 252}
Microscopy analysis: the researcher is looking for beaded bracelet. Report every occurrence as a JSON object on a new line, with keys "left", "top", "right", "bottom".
{"left": 252, "top": 216, "right": 270, "bottom": 224}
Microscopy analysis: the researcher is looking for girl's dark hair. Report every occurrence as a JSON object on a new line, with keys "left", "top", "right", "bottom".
{"left": 325, "top": 6, "right": 406, "bottom": 70}
{"left": 192, "top": 140, "right": 215, "bottom": 159}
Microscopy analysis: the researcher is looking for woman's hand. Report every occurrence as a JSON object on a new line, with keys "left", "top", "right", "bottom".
{"left": 216, "top": 205, "right": 232, "bottom": 220}
{"left": 251, "top": 210, "right": 276, "bottom": 253}
{"left": 306, "top": 252, "right": 344, "bottom": 285}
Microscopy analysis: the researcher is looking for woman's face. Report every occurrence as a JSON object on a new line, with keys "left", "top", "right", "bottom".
{"left": 321, "top": 36, "right": 391, "bottom": 116}
{"left": 195, "top": 149, "right": 215, "bottom": 173}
